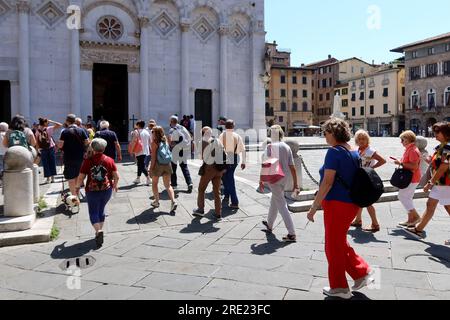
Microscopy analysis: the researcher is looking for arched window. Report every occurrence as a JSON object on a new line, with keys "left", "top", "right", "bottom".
{"left": 292, "top": 102, "right": 298, "bottom": 112}
{"left": 445, "top": 87, "right": 450, "bottom": 106}
{"left": 427, "top": 89, "right": 436, "bottom": 109}
{"left": 281, "top": 101, "right": 286, "bottom": 112}
{"left": 411, "top": 90, "right": 419, "bottom": 109}
{"left": 302, "top": 102, "right": 308, "bottom": 112}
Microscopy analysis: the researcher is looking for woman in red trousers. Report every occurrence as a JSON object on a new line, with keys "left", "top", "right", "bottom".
{"left": 307, "top": 118, "right": 374, "bottom": 299}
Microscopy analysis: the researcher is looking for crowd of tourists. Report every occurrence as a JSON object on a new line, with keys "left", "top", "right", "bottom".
{"left": 0, "top": 113, "right": 449, "bottom": 299}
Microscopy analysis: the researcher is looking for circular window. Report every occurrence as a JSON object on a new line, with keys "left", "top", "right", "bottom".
{"left": 97, "top": 16, "right": 123, "bottom": 40}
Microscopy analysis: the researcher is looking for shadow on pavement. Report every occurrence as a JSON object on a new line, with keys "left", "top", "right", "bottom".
{"left": 324, "top": 291, "right": 371, "bottom": 301}
{"left": 50, "top": 239, "right": 96, "bottom": 259}
{"left": 127, "top": 208, "right": 175, "bottom": 225}
{"left": 179, "top": 214, "right": 220, "bottom": 235}
{"left": 250, "top": 232, "right": 291, "bottom": 256}
{"left": 389, "top": 228, "right": 450, "bottom": 267}
{"left": 423, "top": 242, "right": 450, "bottom": 267}
{"left": 118, "top": 184, "right": 140, "bottom": 191}
{"left": 348, "top": 228, "right": 389, "bottom": 244}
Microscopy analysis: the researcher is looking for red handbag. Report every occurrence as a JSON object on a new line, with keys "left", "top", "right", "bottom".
{"left": 128, "top": 130, "right": 143, "bottom": 155}
{"left": 260, "top": 146, "right": 285, "bottom": 184}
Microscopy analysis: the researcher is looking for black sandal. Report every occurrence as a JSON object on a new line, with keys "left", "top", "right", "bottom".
{"left": 282, "top": 234, "right": 297, "bottom": 242}
{"left": 405, "top": 227, "right": 424, "bottom": 239}
{"left": 262, "top": 221, "right": 272, "bottom": 233}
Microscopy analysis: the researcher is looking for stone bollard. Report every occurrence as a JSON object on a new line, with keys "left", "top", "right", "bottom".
{"left": 32, "top": 164, "right": 40, "bottom": 203}
{"left": 284, "top": 139, "right": 303, "bottom": 200}
{"left": 0, "top": 146, "right": 36, "bottom": 232}
{"left": 3, "top": 169, "right": 34, "bottom": 217}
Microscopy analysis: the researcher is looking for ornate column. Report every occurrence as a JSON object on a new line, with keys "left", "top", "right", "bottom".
{"left": 17, "top": 1, "right": 30, "bottom": 119}
{"left": 139, "top": 16, "right": 150, "bottom": 121}
{"left": 69, "top": 0, "right": 82, "bottom": 116}
{"left": 180, "top": 20, "right": 190, "bottom": 117}
{"left": 249, "top": 20, "right": 267, "bottom": 131}
{"left": 70, "top": 29, "right": 81, "bottom": 116}
{"left": 218, "top": 25, "right": 229, "bottom": 118}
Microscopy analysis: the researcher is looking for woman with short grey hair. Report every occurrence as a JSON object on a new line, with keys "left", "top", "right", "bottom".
{"left": 259, "top": 125, "right": 299, "bottom": 242}
{"left": 75, "top": 138, "right": 119, "bottom": 249}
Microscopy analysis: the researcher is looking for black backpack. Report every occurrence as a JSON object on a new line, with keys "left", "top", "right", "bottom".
{"left": 335, "top": 146, "right": 384, "bottom": 208}
{"left": 38, "top": 128, "right": 51, "bottom": 149}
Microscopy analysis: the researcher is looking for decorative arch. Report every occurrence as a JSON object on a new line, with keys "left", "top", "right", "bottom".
{"left": 187, "top": 0, "right": 224, "bottom": 23}
{"left": 151, "top": 0, "right": 185, "bottom": 18}
{"left": 83, "top": 0, "right": 140, "bottom": 30}
{"left": 227, "top": 4, "right": 253, "bottom": 22}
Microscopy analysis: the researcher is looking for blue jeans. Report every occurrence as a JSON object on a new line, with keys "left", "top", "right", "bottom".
{"left": 86, "top": 189, "right": 112, "bottom": 225}
{"left": 40, "top": 147, "right": 57, "bottom": 178}
{"left": 223, "top": 163, "right": 239, "bottom": 205}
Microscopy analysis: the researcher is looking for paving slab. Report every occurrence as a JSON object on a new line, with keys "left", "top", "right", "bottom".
{"left": 77, "top": 284, "right": 144, "bottom": 300}
{"left": 198, "top": 278, "right": 287, "bottom": 300}
{"left": 136, "top": 272, "right": 210, "bottom": 293}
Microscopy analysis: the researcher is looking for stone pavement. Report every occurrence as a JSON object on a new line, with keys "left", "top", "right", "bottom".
{"left": 0, "top": 139, "right": 449, "bottom": 300}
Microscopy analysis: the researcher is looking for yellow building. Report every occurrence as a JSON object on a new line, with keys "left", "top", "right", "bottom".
{"left": 265, "top": 66, "right": 314, "bottom": 135}
{"left": 307, "top": 57, "right": 377, "bottom": 125}
{"left": 346, "top": 63, "right": 406, "bottom": 136}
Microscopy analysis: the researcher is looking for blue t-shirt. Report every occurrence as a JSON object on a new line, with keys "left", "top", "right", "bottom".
{"left": 319, "top": 146, "right": 360, "bottom": 203}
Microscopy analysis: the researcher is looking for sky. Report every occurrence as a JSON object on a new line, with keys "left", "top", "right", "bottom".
{"left": 265, "top": 0, "right": 450, "bottom": 66}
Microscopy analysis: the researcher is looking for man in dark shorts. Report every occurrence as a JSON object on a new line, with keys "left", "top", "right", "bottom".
{"left": 94, "top": 120, "right": 122, "bottom": 162}
{"left": 58, "top": 114, "right": 89, "bottom": 195}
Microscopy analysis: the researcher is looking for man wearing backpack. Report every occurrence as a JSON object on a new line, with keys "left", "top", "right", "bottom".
{"left": 168, "top": 115, "right": 193, "bottom": 193}
{"left": 193, "top": 127, "right": 226, "bottom": 220}
{"left": 58, "top": 114, "right": 89, "bottom": 196}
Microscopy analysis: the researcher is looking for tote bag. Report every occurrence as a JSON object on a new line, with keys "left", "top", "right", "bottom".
{"left": 128, "top": 130, "right": 143, "bottom": 155}
{"left": 260, "top": 146, "right": 285, "bottom": 184}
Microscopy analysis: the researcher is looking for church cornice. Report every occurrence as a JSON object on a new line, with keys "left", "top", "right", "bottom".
{"left": 80, "top": 40, "right": 140, "bottom": 50}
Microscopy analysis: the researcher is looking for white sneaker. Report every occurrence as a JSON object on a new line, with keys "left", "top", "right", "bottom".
{"left": 170, "top": 201, "right": 178, "bottom": 212}
{"left": 133, "top": 178, "right": 141, "bottom": 185}
{"left": 146, "top": 177, "right": 151, "bottom": 186}
{"left": 323, "top": 287, "right": 352, "bottom": 299}
{"left": 151, "top": 201, "right": 160, "bottom": 208}
{"left": 352, "top": 272, "right": 375, "bottom": 291}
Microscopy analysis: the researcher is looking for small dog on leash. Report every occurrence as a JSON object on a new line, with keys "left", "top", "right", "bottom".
{"left": 61, "top": 191, "right": 80, "bottom": 214}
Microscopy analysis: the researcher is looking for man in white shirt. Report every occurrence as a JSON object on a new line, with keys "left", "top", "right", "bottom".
{"left": 219, "top": 119, "right": 246, "bottom": 209}
{"left": 168, "top": 115, "right": 193, "bottom": 193}
{"left": 132, "top": 120, "right": 152, "bottom": 185}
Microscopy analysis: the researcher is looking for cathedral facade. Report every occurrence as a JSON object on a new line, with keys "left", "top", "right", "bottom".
{"left": 0, "top": 0, "right": 266, "bottom": 141}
